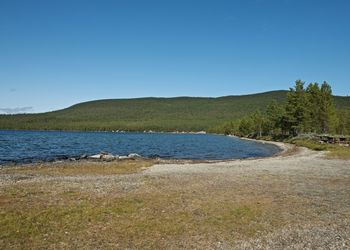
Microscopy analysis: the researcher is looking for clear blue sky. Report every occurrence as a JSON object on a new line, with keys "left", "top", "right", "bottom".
{"left": 1, "top": 0, "right": 349, "bottom": 113}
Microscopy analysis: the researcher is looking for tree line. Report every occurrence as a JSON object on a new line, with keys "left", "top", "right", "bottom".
{"left": 211, "top": 80, "right": 350, "bottom": 137}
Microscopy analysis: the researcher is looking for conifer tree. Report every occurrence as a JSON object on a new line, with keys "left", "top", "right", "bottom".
{"left": 306, "top": 83, "right": 321, "bottom": 132}
{"left": 251, "top": 110, "right": 265, "bottom": 137}
{"left": 238, "top": 117, "right": 254, "bottom": 136}
{"left": 285, "top": 80, "right": 309, "bottom": 135}
{"left": 319, "top": 81, "right": 336, "bottom": 133}
{"left": 335, "top": 109, "right": 348, "bottom": 135}
{"left": 265, "top": 100, "right": 284, "bottom": 135}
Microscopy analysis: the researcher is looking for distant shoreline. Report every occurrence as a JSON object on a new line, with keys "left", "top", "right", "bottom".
{"left": 232, "top": 136, "right": 291, "bottom": 156}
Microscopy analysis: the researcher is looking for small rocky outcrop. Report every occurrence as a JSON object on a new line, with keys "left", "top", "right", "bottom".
{"left": 86, "top": 152, "right": 144, "bottom": 161}
{"left": 128, "top": 153, "right": 142, "bottom": 159}
{"left": 80, "top": 154, "right": 88, "bottom": 159}
{"left": 88, "top": 154, "right": 102, "bottom": 159}
{"left": 101, "top": 154, "right": 116, "bottom": 161}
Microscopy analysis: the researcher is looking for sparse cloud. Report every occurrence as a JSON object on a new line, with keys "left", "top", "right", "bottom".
{"left": 0, "top": 107, "right": 33, "bottom": 114}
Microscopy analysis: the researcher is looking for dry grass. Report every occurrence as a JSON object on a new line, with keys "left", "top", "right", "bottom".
{"left": 326, "top": 145, "right": 350, "bottom": 159}
{"left": 1, "top": 159, "right": 155, "bottom": 176}
{"left": 0, "top": 180, "right": 286, "bottom": 249}
{"left": 1, "top": 151, "right": 349, "bottom": 249}
{"left": 1, "top": 177, "right": 346, "bottom": 249}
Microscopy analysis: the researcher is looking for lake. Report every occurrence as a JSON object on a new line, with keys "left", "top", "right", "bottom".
{"left": 0, "top": 130, "right": 281, "bottom": 164}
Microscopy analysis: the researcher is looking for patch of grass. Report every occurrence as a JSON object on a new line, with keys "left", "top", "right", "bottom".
{"left": 0, "top": 180, "right": 275, "bottom": 249}
{"left": 2, "top": 160, "right": 155, "bottom": 176}
{"left": 292, "top": 139, "right": 328, "bottom": 151}
{"left": 324, "top": 145, "right": 350, "bottom": 159}
{"left": 291, "top": 139, "right": 350, "bottom": 159}
{"left": 0, "top": 196, "right": 145, "bottom": 248}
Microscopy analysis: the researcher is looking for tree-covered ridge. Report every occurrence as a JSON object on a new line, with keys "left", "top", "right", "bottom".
{"left": 212, "top": 80, "right": 350, "bottom": 136}
{"left": 0, "top": 89, "right": 349, "bottom": 132}
{"left": 0, "top": 91, "right": 287, "bottom": 131}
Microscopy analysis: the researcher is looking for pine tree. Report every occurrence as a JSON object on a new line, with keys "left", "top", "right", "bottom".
{"left": 306, "top": 83, "right": 321, "bottom": 133}
{"left": 238, "top": 117, "right": 254, "bottom": 136}
{"left": 251, "top": 110, "right": 265, "bottom": 137}
{"left": 265, "top": 100, "right": 284, "bottom": 135}
{"left": 335, "top": 109, "right": 348, "bottom": 135}
{"left": 319, "top": 81, "right": 336, "bottom": 134}
{"left": 285, "top": 80, "right": 309, "bottom": 136}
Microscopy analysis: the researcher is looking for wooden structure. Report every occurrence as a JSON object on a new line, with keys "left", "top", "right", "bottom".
{"left": 318, "top": 135, "right": 350, "bottom": 145}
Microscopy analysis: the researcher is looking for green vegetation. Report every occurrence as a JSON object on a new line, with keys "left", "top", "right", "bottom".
{"left": 291, "top": 139, "right": 350, "bottom": 159}
{"left": 1, "top": 90, "right": 349, "bottom": 131}
{"left": 212, "top": 80, "right": 350, "bottom": 137}
{"left": 210, "top": 80, "right": 350, "bottom": 158}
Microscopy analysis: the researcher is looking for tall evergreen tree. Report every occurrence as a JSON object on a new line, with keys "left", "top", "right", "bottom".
{"left": 238, "top": 117, "right": 254, "bottom": 136}
{"left": 306, "top": 83, "right": 321, "bottom": 132}
{"left": 251, "top": 110, "right": 265, "bottom": 137}
{"left": 335, "top": 109, "right": 350, "bottom": 135}
{"left": 319, "top": 81, "right": 336, "bottom": 133}
{"left": 285, "top": 80, "right": 309, "bottom": 135}
{"left": 265, "top": 100, "right": 284, "bottom": 135}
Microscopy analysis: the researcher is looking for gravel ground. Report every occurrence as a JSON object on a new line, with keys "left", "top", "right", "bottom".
{"left": 144, "top": 145, "right": 350, "bottom": 249}
{"left": 1, "top": 143, "right": 350, "bottom": 249}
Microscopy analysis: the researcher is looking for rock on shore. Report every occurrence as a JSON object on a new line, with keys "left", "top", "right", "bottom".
{"left": 87, "top": 152, "right": 143, "bottom": 161}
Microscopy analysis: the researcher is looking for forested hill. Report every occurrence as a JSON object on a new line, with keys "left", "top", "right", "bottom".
{"left": 1, "top": 90, "right": 349, "bottom": 132}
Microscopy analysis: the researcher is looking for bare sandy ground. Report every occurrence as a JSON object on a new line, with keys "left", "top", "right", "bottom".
{"left": 144, "top": 144, "right": 350, "bottom": 249}
{"left": 1, "top": 143, "right": 350, "bottom": 249}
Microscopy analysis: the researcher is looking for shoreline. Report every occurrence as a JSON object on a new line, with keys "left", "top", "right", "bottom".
{"left": 233, "top": 135, "right": 293, "bottom": 156}
{"left": 0, "top": 140, "right": 295, "bottom": 169}
{"left": 1, "top": 136, "right": 349, "bottom": 248}
{"left": 0, "top": 139, "right": 297, "bottom": 170}
{"left": 0, "top": 131, "right": 295, "bottom": 168}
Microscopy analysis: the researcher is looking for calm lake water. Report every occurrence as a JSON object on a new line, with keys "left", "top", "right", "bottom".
{"left": 0, "top": 130, "right": 281, "bottom": 164}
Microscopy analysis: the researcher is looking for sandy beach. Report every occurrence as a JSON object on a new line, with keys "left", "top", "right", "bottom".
{"left": 1, "top": 143, "right": 349, "bottom": 249}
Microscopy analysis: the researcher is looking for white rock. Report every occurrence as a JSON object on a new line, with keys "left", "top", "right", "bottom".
{"left": 102, "top": 154, "right": 116, "bottom": 161}
{"left": 88, "top": 154, "right": 102, "bottom": 159}
{"left": 128, "top": 153, "right": 142, "bottom": 159}
{"left": 80, "top": 154, "right": 88, "bottom": 159}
